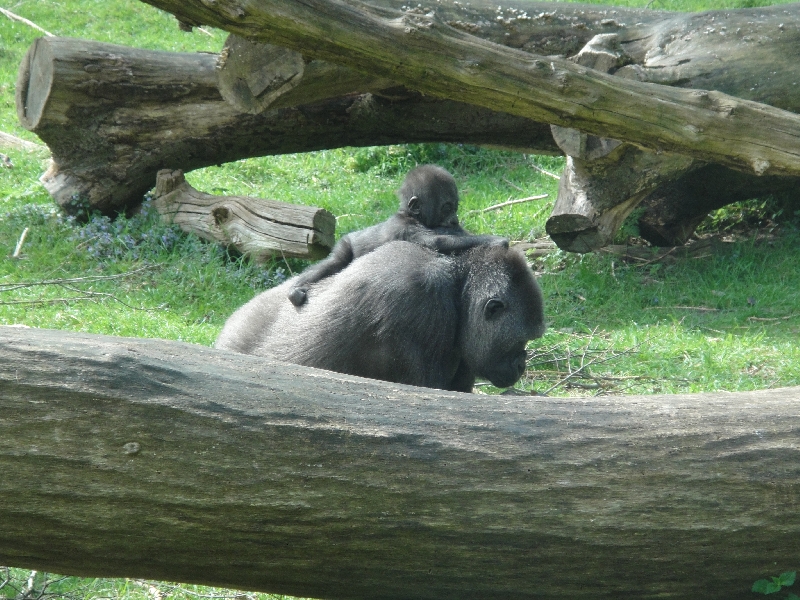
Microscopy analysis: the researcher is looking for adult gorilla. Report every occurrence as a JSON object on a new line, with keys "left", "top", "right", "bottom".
{"left": 216, "top": 241, "right": 545, "bottom": 392}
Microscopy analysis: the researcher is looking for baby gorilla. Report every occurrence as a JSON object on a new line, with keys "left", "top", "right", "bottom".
{"left": 287, "top": 164, "right": 507, "bottom": 306}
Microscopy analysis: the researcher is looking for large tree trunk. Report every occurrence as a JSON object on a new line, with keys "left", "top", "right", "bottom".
{"left": 137, "top": 0, "right": 800, "bottom": 178}
{"left": 1, "top": 325, "right": 800, "bottom": 600}
{"left": 15, "top": 37, "right": 558, "bottom": 215}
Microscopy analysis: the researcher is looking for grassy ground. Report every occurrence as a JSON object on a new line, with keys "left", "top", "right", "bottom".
{"left": 2, "top": 0, "right": 800, "bottom": 598}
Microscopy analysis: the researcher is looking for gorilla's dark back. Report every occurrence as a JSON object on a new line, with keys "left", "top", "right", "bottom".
{"left": 216, "top": 241, "right": 545, "bottom": 391}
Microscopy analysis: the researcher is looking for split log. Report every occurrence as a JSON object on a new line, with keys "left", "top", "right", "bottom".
{"left": 546, "top": 12, "right": 800, "bottom": 250}
{"left": 546, "top": 36, "right": 697, "bottom": 252}
{"left": 543, "top": 4, "right": 800, "bottom": 250}
{"left": 2, "top": 325, "right": 800, "bottom": 600}
{"left": 15, "top": 36, "right": 558, "bottom": 216}
{"left": 152, "top": 169, "right": 335, "bottom": 260}
{"left": 138, "top": 0, "right": 800, "bottom": 179}
{"left": 546, "top": 149, "right": 694, "bottom": 252}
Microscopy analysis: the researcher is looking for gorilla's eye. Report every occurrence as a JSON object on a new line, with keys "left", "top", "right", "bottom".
{"left": 484, "top": 298, "right": 505, "bottom": 319}
{"left": 441, "top": 202, "right": 454, "bottom": 215}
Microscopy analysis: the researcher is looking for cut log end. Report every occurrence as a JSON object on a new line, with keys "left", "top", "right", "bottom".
{"left": 15, "top": 37, "right": 55, "bottom": 130}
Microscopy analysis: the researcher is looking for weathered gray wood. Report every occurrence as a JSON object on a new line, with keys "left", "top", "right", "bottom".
{"left": 138, "top": 0, "right": 800, "bottom": 178}
{"left": 217, "top": 34, "right": 396, "bottom": 114}
{"left": 144, "top": 0, "right": 800, "bottom": 250}
{"left": 545, "top": 4, "right": 800, "bottom": 249}
{"left": 546, "top": 36, "right": 698, "bottom": 252}
{"left": 153, "top": 169, "right": 335, "bottom": 260}
{"left": 546, "top": 139, "right": 695, "bottom": 252}
{"left": 1, "top": 325, "right": 799, "bottom": 600}
{"left": 15, "top": 36, "right": 558, "bottom": 215}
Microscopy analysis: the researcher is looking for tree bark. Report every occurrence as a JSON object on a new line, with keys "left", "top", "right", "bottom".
{"left": 153, "top": 169, "right": 335, "bottom": 260}
{"left": 15, "top": 37, "right": 558, "bottom": 215}
{"left": 1, "top": 325, "right": 800, "bottom": 600}
{"left": 138, "top": 0, "right": 800, "bottom": 179}
{"left": 216, "top": 34, "right": 397, "bottom": 114}
{"left": 637, "top": 165, "right": 800, "bottom": 246}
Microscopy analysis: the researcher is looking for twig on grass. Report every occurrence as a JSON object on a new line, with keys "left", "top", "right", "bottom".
{"left": 747, "top": 314, "right": 798, "bottom": 322}
{"left": 0, "top": 296, "right": 98, "bottom": 306}
{"left": 528, "top": 162, "right": 561, "bottom": 180}
{"left": 526, "top": 329, "right": 653, "bottom": 396}
{"left": 468, "top": 194, "right": 548, "bottom": 214}
{"left": 12, "top": 227, "right": 29, "bottom": 258}
{"left": 0, "top": 7, "right": 54, "bottom": 36}
{"left": 645, "top": 305, "right": 719, "bottom": 312}
{"left": 0, "top": 131, "right": 47, "bottom": 152}
{"left": 0, "top": 266, "right": 154, "bottom": 291}
{"left": 502, "top": 177, "right": 524, "bottom": 192}
{"left": 0, "top": 266, "right": 161, "bottom": 311}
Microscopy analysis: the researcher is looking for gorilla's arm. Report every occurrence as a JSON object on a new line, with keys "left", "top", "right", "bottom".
{"left": 448, "top": 360, "right": 477, "bottom": 393}
{"left": 413, "top": 229, "right": 509, "bottom": 254}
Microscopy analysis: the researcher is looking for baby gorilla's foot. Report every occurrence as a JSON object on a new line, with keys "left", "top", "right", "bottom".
{"left": 287, "top": 287, "right": 308, "bottom": 307}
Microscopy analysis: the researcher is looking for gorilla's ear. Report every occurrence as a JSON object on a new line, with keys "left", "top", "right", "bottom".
{"left": 484, "top": 298, "right": 505, "bottom": 319}
{"left": 407, "top": 195, "right": 420, "bottom": 214}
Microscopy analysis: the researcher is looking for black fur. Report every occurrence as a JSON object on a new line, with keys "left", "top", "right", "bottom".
{"left": 286, "top": 164, "right": 507, "bottom": 306}
{"left": 217, "top": 241, "right": 545, "bottom": 392}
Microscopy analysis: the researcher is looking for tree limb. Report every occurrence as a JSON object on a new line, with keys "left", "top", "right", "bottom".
{"left": 139, "top": 0, "right": 800, "bottom": 177}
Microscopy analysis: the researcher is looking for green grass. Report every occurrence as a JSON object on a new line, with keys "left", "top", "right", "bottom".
{"left": 2, "top": 0, "right": 800, "bottom": 597}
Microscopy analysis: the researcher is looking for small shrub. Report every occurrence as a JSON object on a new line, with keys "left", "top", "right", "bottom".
{"left": 752, "top": 571, "right": 797, "bottom": 597}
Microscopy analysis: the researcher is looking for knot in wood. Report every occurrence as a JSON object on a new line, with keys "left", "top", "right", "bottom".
{"left": 212, "top": 206, "right": 231, "bottom": 225}
{"left": 401, "top": 11, "right": 436, "bottom": 33}
{"left": 123, "top": 441, "right": 141, "bottom": 455}
{"left": 752, "top": 158, "right": 770, "bottom": 176}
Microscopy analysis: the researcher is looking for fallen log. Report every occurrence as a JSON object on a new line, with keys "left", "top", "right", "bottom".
{"left": 144, "top": 0, "right": 800, "bottom": 250}
{"left": 637, "top": 165, "right": 800, "bottom": 246}
{"left": 1, "top": 325, "right": 800, "bottom": 600}
{"left": 138, "top": 0, "right": 800, "bottom": 179}
{"left": 14, "top": 36, "right": 558, "bottom": 215}
{"left": 152, "top": 169, "right": 335, "bottom": 260}
{"left": 216, "top": 34, "right": 395, "bottom": 114}
{"left": 542, "top": 4, "right": 800, "bottom": 249}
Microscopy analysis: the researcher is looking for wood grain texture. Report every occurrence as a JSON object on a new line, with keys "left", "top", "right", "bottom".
{"left": 1, "top": 325, "right": 799, "bottom": 600}
{"left": 153, "top": 169, "right": 335, "bottom": 260}
{"left": 137, "top": 0, "right": 800, "bottom": 177}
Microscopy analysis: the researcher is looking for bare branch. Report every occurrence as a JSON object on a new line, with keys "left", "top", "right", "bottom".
{"left": 468, "top": 194, "right": 548, "bottom": 214}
